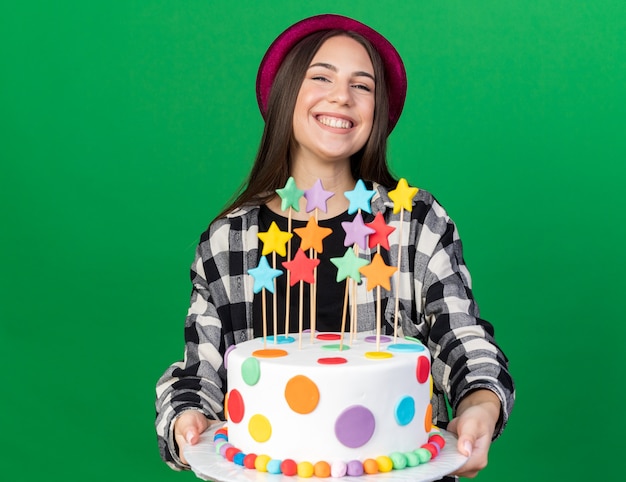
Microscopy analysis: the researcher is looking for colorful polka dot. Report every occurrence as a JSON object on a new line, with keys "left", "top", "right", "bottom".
{"left": 249, "top": 414, "right": 272, "bottom": 442}
{"left": 416, "top": 355, "right": 430, "bottom": 383}
{"left": 317, "top": 357, "right": 347, "bottom": 365}
{"left": 388, "top": 343, "right": 425, "bottom": 352}
{"left": 365, "top": 351, "right": 393, "bottom": 359}
{"left": 285, "top": 375, "right": 320, "bottom": 414}
{"left": 241, "top": 357, "right": 260, "bottom": 385}
{"left": 227, "top": 389, "right": 244, "bottom": 423}
{"left": 335, "top": 405, "right": 375, "bottom": 448}
{"left": 316, "top": 333, "right": 342, "bottom": 341}
{"left": 224, "top": 344, "right": 236, "bottom": 369}
{"left": 424, "top": 403, "right": 433, "bottom": 432}
{"left": 395, "top": 396, "right": 415, "bottom": 426}
{"left": 252, "top": 348, "right": 288, "bottom": 358}
{"left": 266, "top": 335, "right": 295, "bottom": 344}
{"left": 320, "top": 343, "right": 349, "bottom": 351}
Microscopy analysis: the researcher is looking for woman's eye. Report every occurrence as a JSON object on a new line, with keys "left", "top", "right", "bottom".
{"left": 353, "top": 84, "right": 372, "bottom": 92}
{"left": 312, "top": 76, "right": 330, "bottom": 82}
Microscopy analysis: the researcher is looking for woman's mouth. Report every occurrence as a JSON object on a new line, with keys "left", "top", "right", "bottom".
{"left": 316, "top": 115, "right": 353, "bottom": 129}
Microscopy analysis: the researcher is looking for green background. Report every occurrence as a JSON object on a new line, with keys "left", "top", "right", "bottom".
{"left": 1, "top": 1, "right": 624, "bottom": 480}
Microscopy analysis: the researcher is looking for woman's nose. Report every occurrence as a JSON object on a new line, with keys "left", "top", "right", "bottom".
{"left": 328, "top": 81, "right": 351, "bottom": 105}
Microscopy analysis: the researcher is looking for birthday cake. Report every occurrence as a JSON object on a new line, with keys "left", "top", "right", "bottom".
{"left": 215, "top": 332, "right": 445, "bottom": 477}
{"left": 211, "top": 178, "right": 444, "bottom": 477}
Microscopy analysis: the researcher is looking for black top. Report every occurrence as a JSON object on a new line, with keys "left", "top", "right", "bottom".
{"left": 253, "top": 205, "right": 360, "bottom": 337}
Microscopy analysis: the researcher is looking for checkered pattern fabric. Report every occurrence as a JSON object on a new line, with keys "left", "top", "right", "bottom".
{"left": 155, "top": 183, "right": 515, "bottom": 471}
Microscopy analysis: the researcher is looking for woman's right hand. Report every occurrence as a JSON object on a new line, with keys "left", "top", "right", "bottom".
{"left": 173, "top": 410, "right": 216, "bottom": 465}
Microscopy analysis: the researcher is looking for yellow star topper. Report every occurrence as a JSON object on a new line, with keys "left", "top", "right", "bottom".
{"left": 258, "top": 221, "right": 293, "bottom": 257}
{"left": 388, "top": 178, "right": 419, "bottom": 214}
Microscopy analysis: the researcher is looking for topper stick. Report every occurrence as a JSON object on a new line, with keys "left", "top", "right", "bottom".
{"left": 272, "top": 251, "right": 278, "bottom": 344}
{"left": 262, "top": 287, "right": 267, "bottom": 349}
{"left": 350, "top": 244, "right": 360, "bottom": 346}
{"left": 310, "top": 246, "right": 316, "bottom": 343}
{"left": 393, "top": 208, "right": 405, "bottom": 343}
{"left": 298, "top": 280, "right": 304, "bottom": 349}
{"left": 351, "top": 278, "right": 357, "bottom": 345}
{"left": 310, "top": 207, "right": 319, "bottom": 343}
{"left": 339, "top": 281, "right": 349, "bottom": 351}
{"left": 387, "top": 178, "right": 419, "bottom": 342}
{"left": 376, "top": 244, "right": 382, "bottom": 351}
{"left": 285, "top": 208, "right": 292, "bottom": 336}
{"left": 376, "top": 284, "right": 382, "bottom": 351}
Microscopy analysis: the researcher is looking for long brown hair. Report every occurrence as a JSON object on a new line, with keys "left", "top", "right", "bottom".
{"left": 214, "top": 30, "right": 397, "bottom": 220}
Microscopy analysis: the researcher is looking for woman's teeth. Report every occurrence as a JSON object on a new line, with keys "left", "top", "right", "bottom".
{"left": 317, "top": 116, "right": 352, "bottom": 129}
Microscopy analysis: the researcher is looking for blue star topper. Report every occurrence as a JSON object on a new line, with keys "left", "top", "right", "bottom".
{"left": 248, "top": 256, "right": 283, "bottom": 294}
{"left": 344, "top": 179, "right": 376, "bottom": 214}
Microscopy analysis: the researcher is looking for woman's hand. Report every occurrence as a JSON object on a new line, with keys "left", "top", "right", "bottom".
{"left": 446, "top": 389, "right": 501, "bottom": 478}
{"left": 173, "top": 410, "right": 219, "bottom": 465}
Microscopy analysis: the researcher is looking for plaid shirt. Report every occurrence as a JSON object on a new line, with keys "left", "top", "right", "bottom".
{"left": 155, "top": 183, "right": 515, "bottom": 471}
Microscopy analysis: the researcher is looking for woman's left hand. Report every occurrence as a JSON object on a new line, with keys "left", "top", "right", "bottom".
{"left": 446, "top": 389, "right": 501, "bottom": 478}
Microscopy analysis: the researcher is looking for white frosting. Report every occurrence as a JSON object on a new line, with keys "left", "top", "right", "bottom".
{"left": 225, "top": 333, "right": 432, "bottom": 464}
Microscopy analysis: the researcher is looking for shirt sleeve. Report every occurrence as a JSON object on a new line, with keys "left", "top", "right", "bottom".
{"left": 419, "top": 198, "right": 515, "bottom": 438}
{"left": 154, "top": 230, "right": 228, "bottom": 470}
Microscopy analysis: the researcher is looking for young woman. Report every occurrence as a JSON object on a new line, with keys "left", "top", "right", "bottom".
{"left": 155, "top": 14, "right": 514, "bottom": 481}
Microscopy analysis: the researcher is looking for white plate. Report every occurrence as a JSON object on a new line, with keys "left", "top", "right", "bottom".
{"left": 185, "top": 423, "right": 468, "bottom": 482}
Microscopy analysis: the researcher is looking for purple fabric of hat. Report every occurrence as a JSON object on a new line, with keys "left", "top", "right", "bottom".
{"left": 256, "top": 14, "right": 407, "bottom": 133}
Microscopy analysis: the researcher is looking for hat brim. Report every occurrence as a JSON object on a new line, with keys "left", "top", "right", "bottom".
{"left": 256, "top": 14, "right": 407, "bottom": 133}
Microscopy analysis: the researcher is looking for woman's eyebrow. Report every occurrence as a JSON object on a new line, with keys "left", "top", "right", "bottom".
{"left": 308, "top": 62, "right": 375, "bottom": 81}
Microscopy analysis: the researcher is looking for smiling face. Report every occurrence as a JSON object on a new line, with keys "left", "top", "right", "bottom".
{"left": 291, "top": 35, "right": 376, "bottom": 169}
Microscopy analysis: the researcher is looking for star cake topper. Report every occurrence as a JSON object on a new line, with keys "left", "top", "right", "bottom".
{"left": 276, "top": 176, "right": 304, "bottom": 212}
{"left": 330, "top": 247, "right": 370, "bottom": 283}
{"left": 248, "top": 256, "right": 283, "bottom": 294}
{"left": 388, "top": 178, "right": 419, "bottom": 214}
{"left": 341, "top": 212, "right": 375, "bottom": 251}
{"left": 344, "top": 179, "right": 376, "bottom": 215}
{"left": 258, "top": 221, "right": 293, "bottom": 257}
{"left": 359, "top": 252, "right": 398, "bottom": 291}
{"left": 282, "top": 248, "right": 320, "bottom": 286}
{"left": 303, "top": 179, "right": 334, "bottom": 213}
{"left": 367, "top": 212, "right": 396, "bottom": 250}
{"left": 293, "top": 217, "right": 332, "bottom": 253}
